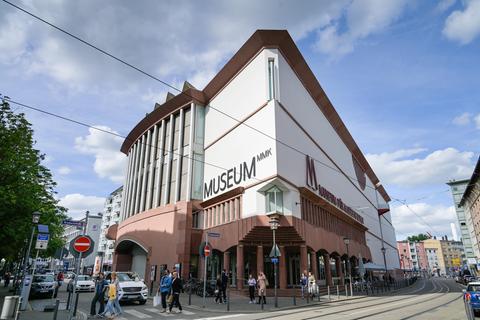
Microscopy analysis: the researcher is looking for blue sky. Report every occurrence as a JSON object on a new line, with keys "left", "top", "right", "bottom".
{"left": 0, "top": 0, "right": 479, "bottom": 240}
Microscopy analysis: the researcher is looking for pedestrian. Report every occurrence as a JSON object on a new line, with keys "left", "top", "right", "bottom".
{"left": 221, "top": 269, "right": 228, "bottom": 302}
{"left": 57, "top": 271, "right": 64, "bottom": 287}
{"left": 257, "top": 272, "right": 267, "bottom": 304}
{"left": 158, "top": 270, "right": 172, "bottom": 313}
{"left": 215, "top": 275, "right": 223, "bottom": 304}
{"left": 3, "top": 272, "right": 10, "bottom": 287}
{"left": 100, "top": 281, "right": 118, "bottom": 319}
{"left": 90, "top": 272, "right": 108, "bottom": 316}
{"left": 308, "top": 271, "right": 316, "bottom": 298}
{"left": 300, "top": 271, "right": 308, "bottom": 299}
{"left": 247, "top": 274, "right": 256, "bottom": 303}
{"left": 110, "top": 272, "right": 123, "bottom": 316}
{"left": 168, "top": 271, "right": 182, "bottom": 313}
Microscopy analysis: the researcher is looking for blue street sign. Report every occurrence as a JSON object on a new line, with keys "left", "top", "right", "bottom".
{"left": 207, "top": 232, "right": 221, "bottom": 238}
{"left": 62, "top": 220, "right": 84, "bottom": 227}
{"left": 63, "top": 261, "right": 69, "bottom": 270}
{"left": 37, "top": 234, "right": 49, "bottom": 241}
{"left": 271, "top": 257, "right": 279, "bottom": 264}
{"left": 37, "top": 224, "right": 49, "bottom": 233}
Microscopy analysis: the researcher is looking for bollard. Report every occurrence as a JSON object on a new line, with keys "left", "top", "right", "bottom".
{"left": 52, "top": 299, "right": 60, "bottom": 320}
{"left": 293, "top": 288, "right": 297, "bottom": 306}
{"left": 317, "top": 288, "right": 320, "bottom": 302}
{"left": 336, "top": 285, "right": 339, "bottom": 300}
{"left": 227, "top": 288, "right": 230, "bottom": 312}
{"left": 188, "top": 285, "right": 192, "bottom": 306}
{"left": 73, "top": 292, "right": 80, "bottom": 317}
{"left": 307, "top": 289, "right": 310, "bottom": 304}
{"left": 345, "top": 285, "right": 348, "bottom": 298}
{"left": 261, "top": 295, "right": 264, "bottom": 310}
{"left": 327, "top": 286, "right": 330, "bottom": 300}
{"left": 66, "top": 291, "right": 71, "bottom": 310}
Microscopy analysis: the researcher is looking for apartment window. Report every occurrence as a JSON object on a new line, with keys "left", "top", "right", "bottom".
{"left": 265, "top": 186, "right": 283, "bottom": 213}
{"left": 268, "top": 58, "right": 275, "bottom": 100}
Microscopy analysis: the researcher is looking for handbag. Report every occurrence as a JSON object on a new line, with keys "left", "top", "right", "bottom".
{"left": 167, "top": 294, "right": 174, "bottom": 304}
{"left": 153, "top": 294, "right": 161, "bottom": 307}
{"left": 214, "top": 289, "right": 219, "bottom": 294}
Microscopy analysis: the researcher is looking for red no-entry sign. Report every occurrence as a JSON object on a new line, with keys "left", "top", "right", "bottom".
{"left": 204, "top": 244, "right": 211, "bottom": 257}
{"left": 73, "top": 236, "right": 92, "bottom": 253}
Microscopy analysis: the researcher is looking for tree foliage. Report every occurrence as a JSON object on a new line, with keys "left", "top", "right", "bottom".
{"left": 406, "top": 233, "right": 430, "bottom": 242}
{"left": 0, "top": 100, "right": 66, "bottom": 260}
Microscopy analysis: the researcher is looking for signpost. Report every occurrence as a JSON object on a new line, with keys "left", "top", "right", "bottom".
{"left": 35, "top": 233, "right": 49, "bottom": 250}
{"left": 69, "top": 235, "right": 94, "bottom": 317}
{"left": 203, "top": 232, "right": 220, "bottom": 308}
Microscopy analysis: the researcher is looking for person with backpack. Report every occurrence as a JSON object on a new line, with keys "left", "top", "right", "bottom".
{"left": 99, "top": 281, "right": 118, "bottom": 319}
{"left": 158, "top": 270, "right": 172, "bottom": 313}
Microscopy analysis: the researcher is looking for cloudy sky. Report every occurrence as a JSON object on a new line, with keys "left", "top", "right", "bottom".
{"left": 1, "top": 0, "right": 479, "bottom": 240}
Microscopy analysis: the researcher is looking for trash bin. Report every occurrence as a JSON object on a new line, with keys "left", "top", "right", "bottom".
{"left": 1, "top": 296, "right": 19, "bottom": 319}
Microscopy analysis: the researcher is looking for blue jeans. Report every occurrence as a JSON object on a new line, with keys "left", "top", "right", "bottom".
{"left": 113, "top": 297, "right": 123, "bottom": 315}
{"left": 101, "top": 300, "right": 116, "bottom": 317}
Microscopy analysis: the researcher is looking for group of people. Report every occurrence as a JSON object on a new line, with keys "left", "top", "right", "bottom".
{"left": 300, "top": 271, "right": 318, "bottom": 299}
{"left": 247, "top": 272, "right": 268, "bottom": 304}
{"left": 90, "top": 272, "right": 122, "bottom": 319}
{"left": 156, "top": 269, "right": 183, "bottom": 314}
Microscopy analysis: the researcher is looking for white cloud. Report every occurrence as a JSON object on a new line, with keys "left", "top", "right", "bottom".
{"left": 59, "top": 193, "right": 105, "bottom": 219}
{"left": 58, "top": 166, "right": 71, "bottom": 175}
{"left": 0, "top": 0, "right": 348, "bottom": 95}
{"left": 392, "top": 203, "right": 457, "bottom": 241}
{"left": 75, "top": 126, "right": 126, "bottom": 183}
{"left": 436, "top": 0, "right": 457, "bottom": 13}
{"left": 366, "top": 147, "right": 475, "bottom": 187}
{"left": 475, "top": 114, "right": 480, "bottom": 129}
{"left": 315, "top": 0, "right": 408, "bottom": 56}
{"left": 443, "top": 0, "right": 480, "bottom": 45}
{"left": 452, "top": 112, "right": 471, "bottom": 125}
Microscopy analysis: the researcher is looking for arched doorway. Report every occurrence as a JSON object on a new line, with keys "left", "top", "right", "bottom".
{"left": 115, "top": 239, "right": 148, "bottom": 280}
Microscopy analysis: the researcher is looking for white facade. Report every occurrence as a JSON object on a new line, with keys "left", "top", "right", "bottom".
{"left": 99, "top": 186, "right": 123, "bottom": 267}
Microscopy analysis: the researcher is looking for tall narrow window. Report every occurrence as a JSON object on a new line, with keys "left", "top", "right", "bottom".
{"left": 265, "top": 186, "right": 283, "bottom": 213}
{"left": 268, "top": 58, "right": 275, "bottom": 100}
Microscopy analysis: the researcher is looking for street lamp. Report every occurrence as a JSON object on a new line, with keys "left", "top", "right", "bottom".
{"left": 19, "top": 211, "right": 41, "bottom": 306}
{"left": 269, "top": 214, "right": 280, "bottom": 308}
{"left": 381, "top": 247, "right": 387, "bottom": 280}
{"left": 343, "top": 237, "right": 353, "bottom": 296}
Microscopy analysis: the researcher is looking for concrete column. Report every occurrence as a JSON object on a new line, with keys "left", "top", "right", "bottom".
{"left": 300, "top": 245, "right": 308, "bottom": 275}
{"left": 311, "top": 251, "right": 318, "bottom": 279}
{"left": 256, "top": 245, "right": 264, "bottom": 276}
{"left": 237, "top": 244, "right": 244, "bottom": 290}
{"left": 336, "top": 256, "right": 344, "bottom": 285}
{"left": 139, "top": 129, "right": 151, "bottom": 212}
{"left": 324, "top": 254, "right": 333, "bottom": 286}
{"left": 224, "top": 251, "right": 230, "bottom": 274}
{"left": 279, "top": 246, "right": 287, "bottom": 289}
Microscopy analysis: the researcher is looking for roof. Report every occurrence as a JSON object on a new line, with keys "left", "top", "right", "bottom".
{"left": 120, "top": 29, "right": 391, "bottom": 202}
{"left": 459, "top": 155, "right": 480, "bottom": 206}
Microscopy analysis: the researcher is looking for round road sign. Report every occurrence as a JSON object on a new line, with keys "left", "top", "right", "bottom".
{"left": 73, "top": 236, "right": 92, "bottom": 253}
{"left": 204, "top": 244, "right": 211, "bottom": 257}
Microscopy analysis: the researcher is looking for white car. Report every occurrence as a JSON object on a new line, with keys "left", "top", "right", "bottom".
{"left": 106, "top": 272, "right": 148, "bottom": 305}
{"left": 73, "top": 275, "right": 95, "bottom": 292}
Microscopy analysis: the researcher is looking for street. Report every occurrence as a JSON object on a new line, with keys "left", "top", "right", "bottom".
{"left": 26, "top": 277, "right": 467, "bottom": 320}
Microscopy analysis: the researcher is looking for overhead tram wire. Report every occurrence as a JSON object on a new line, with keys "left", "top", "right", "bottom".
{"left": 392, "top": 198, "right": 440, "bottom": 235}
{"left": 1, "top": 0, "right": 382, "bottom": 194}
{"left": 2, "top": 94, "right": 394, "bottom": 229}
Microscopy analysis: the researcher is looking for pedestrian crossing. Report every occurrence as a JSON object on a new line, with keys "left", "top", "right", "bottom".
{"left": 112, "top": 307, "right": 234, "bottom": 319}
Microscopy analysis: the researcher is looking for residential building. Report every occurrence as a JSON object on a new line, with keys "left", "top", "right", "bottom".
{"left": 440, "top": 237, "right": 464, "bottom": 273}
{"left": 459, "top": 156, "right": 480, "bottom": 268}
{"left": 447, "top": 179, "right": 477, "bottom": 262}
{"left": 107, "top": 30, "right": 400, "bottom": 291}
{"left": 396, "top": 241, "right": 428, "bottom": 271}
{"left": 423, "top": 238, "right": 446, "bottom": 275}
{"left": 425, "top": 248, "right": 439, "bottom": 274}
{"left": 98, "top": 186, "right": 123, "bottom": 270}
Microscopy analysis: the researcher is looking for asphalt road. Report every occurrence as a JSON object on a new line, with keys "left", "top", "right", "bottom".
{"left": 28, "top": 277, "right": 468, "bottom": 320}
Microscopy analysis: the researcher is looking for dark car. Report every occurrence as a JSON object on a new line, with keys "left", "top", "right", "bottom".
{"left": 30, "top": 275, "right": 57, "bottom": 298}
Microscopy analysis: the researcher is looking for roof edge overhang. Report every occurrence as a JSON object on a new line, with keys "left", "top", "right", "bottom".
{"left": 459, "top": 155, "right": 480, "bottom": 206}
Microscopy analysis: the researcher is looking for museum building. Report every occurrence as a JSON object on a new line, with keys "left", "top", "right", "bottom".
{"left": 107, "top": 30, "right": 400, "bottom": 291}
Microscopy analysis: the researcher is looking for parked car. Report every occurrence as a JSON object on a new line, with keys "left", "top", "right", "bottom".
{"left": 464, "top": 281, "right": 480, "bottom": 315}
{"left": 105, "top": 272, "right": 148, "bottom": 305}
{"left": 464, "top": 275, "right": 476, "bottom": 285}
{"left": 30, "top": 275, "right": 57, "bottom": 298}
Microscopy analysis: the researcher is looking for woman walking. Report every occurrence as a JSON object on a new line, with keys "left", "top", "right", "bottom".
{"left": 214, "top": 275, "right": 223, "bottom": 304}
{"left": 300, "top": 271, "right": 308, "bottom": 299}
{"left": 110, "top": 272, "right": 123, "bottom": 316}
{"left": 308, "top": 271, "right": 317, "bottom": 298}
{"left": 100, "top": 281, "right": 118, "bottom": 319}
{"left": 168, "top": 272, "right": 182, "bottom": 314}
{"left": 247, "top": 274, "right": 256, "bottom": 304}
{"left": 257, "top": 272, "right": 267, "bottom": 305}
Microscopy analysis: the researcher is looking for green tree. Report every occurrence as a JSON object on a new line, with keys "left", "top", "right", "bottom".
{"left": 406, "top": 234, "right": 430, "bottom": 242}
{"left": 0, "top": 99, "right": 66, "bottom": 261}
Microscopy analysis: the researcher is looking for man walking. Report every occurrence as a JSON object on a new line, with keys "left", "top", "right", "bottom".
{"left": 90, "top": 272, "right": 108, "bottom": 316}
{"left": 159, "top": 270, "right": 172, "bottom": 313}
{"left": 221, "top": 269, "right": 228, "bottom": 302}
